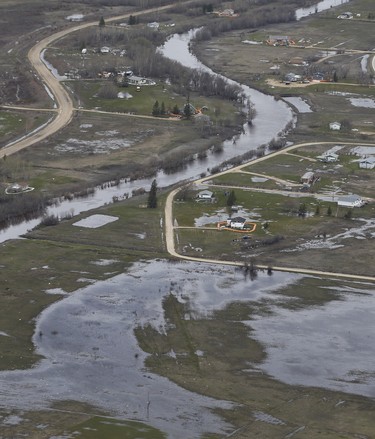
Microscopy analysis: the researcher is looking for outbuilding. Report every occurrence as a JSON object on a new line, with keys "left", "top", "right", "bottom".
{"left": 301, "top": 171, "right": 315, "bottom": 185}
{"left": 359, "top": 157, "right": 375, "bottom": 169}
{"left": 337, "top": 195, "right": 364, "bottom": 208}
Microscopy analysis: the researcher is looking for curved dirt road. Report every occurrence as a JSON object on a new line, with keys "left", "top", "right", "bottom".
{"left": 0, "top": 4, "right": 176, "bottom": 159}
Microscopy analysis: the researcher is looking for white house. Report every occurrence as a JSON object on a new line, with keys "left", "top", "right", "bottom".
{"left": 226, "top": 217, "right": 247, "bottom": 229}
{"left": 197, "top": 190, "right": 214, "bottom": 201}
{"left": 359, "top": 156, "right": 375, "bottom": 169}
{"left": 329, "top": 121, "right": 341, "bottom": 131}
{"left": 147, "top": 22, "right": 159, "bottom": 29}
{"left": 337, "top": 195, "right": 364, "bottom": 208}
{"left": 317, "top": 152, "right": 339, "bottom": 163}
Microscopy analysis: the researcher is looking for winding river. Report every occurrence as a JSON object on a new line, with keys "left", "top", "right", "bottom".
{"left": 0, "top": 32, "right": 293, "bottom": 243}
{"left": 0, "top": 0, "right": 354, "bottom": 243}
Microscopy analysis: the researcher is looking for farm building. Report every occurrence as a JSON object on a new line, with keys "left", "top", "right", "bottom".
{"left": 358, "top": 157, "right": 375, "bottom": 169}
{"left": 337, "top": 195, "right": 365, "bottom": 208}
{"left": 301, "top": 171, "right": 315, "bottom": 186}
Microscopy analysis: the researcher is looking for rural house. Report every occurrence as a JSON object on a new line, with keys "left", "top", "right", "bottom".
{"left": 329, "top": 121, "right": 341, "bottom": 131}
{"left": 226, "top": 217, "right": 247, "bottom": 229}
{"left": 358, "top": 157, "right": 375, "bottom": 169}
{"left": 197, "top": 190, "right": 214, "bottom": 202}
{"left": 317, "top": 152, "right": 339, "bottom": 163}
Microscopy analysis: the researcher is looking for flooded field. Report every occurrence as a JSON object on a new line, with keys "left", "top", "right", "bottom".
{"left": 1, "top": 260, "right": 374, "bottom": 436}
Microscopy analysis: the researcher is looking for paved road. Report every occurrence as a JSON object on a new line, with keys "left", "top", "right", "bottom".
{"left": 164, "top": 141, "right": 375, "bottom": 282}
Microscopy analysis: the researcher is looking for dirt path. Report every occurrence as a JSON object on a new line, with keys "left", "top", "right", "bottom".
{"left": 164, "top": 140, "right": 375, "bottom": 282}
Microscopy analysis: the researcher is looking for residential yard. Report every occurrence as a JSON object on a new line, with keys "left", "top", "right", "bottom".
{"left": 171, "top": 141, "right": 375, "bottom": 276}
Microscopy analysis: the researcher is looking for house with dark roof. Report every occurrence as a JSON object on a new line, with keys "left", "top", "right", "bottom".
{"left": 226, "top": 217, "right": 247, "bottom": 229}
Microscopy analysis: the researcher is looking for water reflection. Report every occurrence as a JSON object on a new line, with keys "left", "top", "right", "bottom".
{"left": 296, "top": 0, "right": 350, "bottom": 20}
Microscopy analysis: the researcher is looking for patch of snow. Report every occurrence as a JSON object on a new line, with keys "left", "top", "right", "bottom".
{"left": 45, "top": 288, "right": 68, "bottom": 296}
{"left": 91, "top": 259, "right": 119, "bottom": 266}
{"left": 348, "top": 98, "right": 375, "bottom": 109}
{"left": 55, "top": 137, "right": 132, "bottom": 154}
{"left": 242, "top": 40, "right": 262, "bottom": 45}
{"left": 2, "top": 415, "right": 24, "bottom": 426}
{"left": 66, "top": 14, "right": 84, "bottom": 21}
{"left": 73, "top": 214, "right": 118, "bottom": 229}
{"left": 77, "top": 278, "right": 96, "bottom": 284}
{"left": 251, "top": 176, "right": 269, "bottom": 182}
{"left": 253, "top": 411, "right": 285, "bottom": 425}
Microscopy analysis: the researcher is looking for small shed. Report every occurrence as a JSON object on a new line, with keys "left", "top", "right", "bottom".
{"left": 301, "top": 171, "right": 315, "bottom": 185}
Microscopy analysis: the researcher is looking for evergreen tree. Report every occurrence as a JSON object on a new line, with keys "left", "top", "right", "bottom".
{"left": 99, "top": 16, "right": 105, "bottom": 27}
{"left": 183, "top": 93, "right": 193, "bottom": 119}
{"left": 147, "top": 179, "right": 158, "bottom": 208}
{"left": 183, "top": 103, "right": 193, "bottom": 119}
{"left": 327, "top": 205, "right": 332, "bottom": 216}
{"left": 226, "top": 190, "right": 237, "bottom": 207}
{"left": 298, "top": 203, "right": 307, "bottom": 217}
{"left": 128, "top": 15, "right": 137, "bottom": 25}
{"left": 160, "top": 101, "right": 166, "bottom": 116}
{"left": 152, "top": 101, "right": 160, "bottom": 116}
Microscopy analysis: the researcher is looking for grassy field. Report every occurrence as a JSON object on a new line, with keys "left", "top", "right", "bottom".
{"left": 171, "top": 145, "right": 375, "bottom": 274}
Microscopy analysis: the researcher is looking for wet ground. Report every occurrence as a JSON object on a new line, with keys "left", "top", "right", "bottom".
{"left": 0, "top": 260, "right": 374, "bottom": 436}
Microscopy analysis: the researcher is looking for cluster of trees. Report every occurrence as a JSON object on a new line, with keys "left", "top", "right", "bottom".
{"left": 202, "top": 4, "right": 214, "bottom": 14}
{"left": 128, "top": 15, "right": 139, "bottom": 25}
{"left": 152, "top": 100, "right": 167, "bottom": 116}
